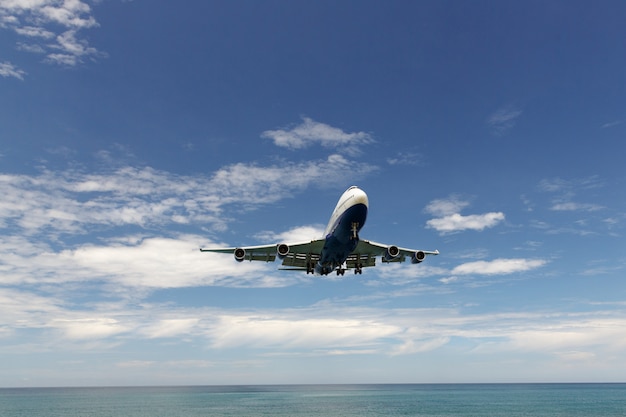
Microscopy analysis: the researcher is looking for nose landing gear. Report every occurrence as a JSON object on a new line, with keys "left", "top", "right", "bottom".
{"left": 350, "top": 222, "right": 360, "bottom": 240}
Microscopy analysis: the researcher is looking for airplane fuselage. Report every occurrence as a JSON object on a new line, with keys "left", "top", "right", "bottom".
{"left": 316, "top": 186, "right": 369, "bottom": 275}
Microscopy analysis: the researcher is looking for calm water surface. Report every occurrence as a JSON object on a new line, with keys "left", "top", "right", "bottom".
{"left": 1, "top": 384, "right": 624, "bottom": 416}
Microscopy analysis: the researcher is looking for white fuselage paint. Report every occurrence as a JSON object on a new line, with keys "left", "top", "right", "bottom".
{"left": 324, "top": 186, "right": 369, "bottom": 236}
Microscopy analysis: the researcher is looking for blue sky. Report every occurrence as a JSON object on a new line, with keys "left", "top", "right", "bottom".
{"left": 1, "top": 0, "right": 625, "bottom": 386}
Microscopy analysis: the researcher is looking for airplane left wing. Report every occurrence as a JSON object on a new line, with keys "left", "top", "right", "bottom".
{"left": 353, "top": 239, "right": 439, "bottom": 266}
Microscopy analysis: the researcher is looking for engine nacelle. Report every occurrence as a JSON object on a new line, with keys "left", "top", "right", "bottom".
{"left": 234, "top": 248, "right": 246, "bottom": 262}
{"left": 411, "top": 251, "right": 426, "bottom": 264}
{"left": 276, "top": 243, "right": 290, "bottom": 259}
{"left": 383, "top": 245, "right": 400, "bottom": 262}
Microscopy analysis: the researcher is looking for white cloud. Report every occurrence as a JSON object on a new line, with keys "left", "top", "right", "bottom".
{"left": 141, "top": 318, "right": 200, "bottom": 339}
{"left": 14, "top": 25, "right": 54, "bottom": 38}
{"left": 438, "top": 276, "right": 459, "bottom": 284}
{"left": 208, "top": 314, "right": 400, "bottom": 350}
{"left": 0, "top": 0, "right": 103, "bottom": 67}
{"left": 424, "top": 196, "right": 470, "bottom": 217}
{"left": 0, "top": 234, "right": 297, "bottom": 290}
{"left": 390, "top": 336, "right": 450, "bottom": 356}
{"left": 427, "top": 212, "right": 505, "bottom": 233}
{"left": 451, "top": 258, "right": 547, "bottom": 275}
{"left": 425, "top": 196, "right": 505, "bottom": 234}
{"left": 53, "top": 317, "right": 130, "bottom": 340}
{"left": 46, "top": 29, "right": 104, "bottom": 66}
{"left": 0, "top": 61, "right": 26, "bottom": 79}
{"left": 261, "top": 117, "right": 373, "bottom": 155}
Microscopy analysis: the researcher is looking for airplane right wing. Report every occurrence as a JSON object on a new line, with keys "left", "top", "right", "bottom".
{"left": 200, "top": 240, "right": 326, "bottom": 268}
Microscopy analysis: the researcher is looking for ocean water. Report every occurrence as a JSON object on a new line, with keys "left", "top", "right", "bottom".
{"left": 0, "top": 384, "right": 624, "bottom": 416}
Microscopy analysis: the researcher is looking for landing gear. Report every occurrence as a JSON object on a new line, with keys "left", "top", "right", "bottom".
{"left": 336, "top": 268, "right": 345, "bottom": 276}
{"left": 306, "top": 262, "right": 314, "bottom": 274}
{"left": 354, "top": 263, "right": 363, "bottom": 275}
{"left": 350, "top": 222, "right": 360, "bottom": 240}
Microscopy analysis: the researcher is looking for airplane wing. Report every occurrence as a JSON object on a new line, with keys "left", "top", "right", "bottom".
{"left": 200, "top": 239, "right": 438, "bottom": 271}
{"left": 352, "top": 239, "right": 439, "bottom": 267}
{"left": 200, "top": 240, "right": 326, "bottom": 268}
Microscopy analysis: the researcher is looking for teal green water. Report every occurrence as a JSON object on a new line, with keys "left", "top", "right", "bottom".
{"left": 1, "top": 384, "right": 624, "bottom": 416}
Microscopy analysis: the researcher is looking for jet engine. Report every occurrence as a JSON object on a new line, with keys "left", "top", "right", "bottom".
{"left": 411, "top": 251, "right": 426, "bottom": 264}
{"left": 383, "top": 245, "right": 400, "bottom": 261}
{"left": 276, "top": 243, "right": 290, "bottom": 259}
{"left": 234, "top": 248, "right": 246, "bottom": 262}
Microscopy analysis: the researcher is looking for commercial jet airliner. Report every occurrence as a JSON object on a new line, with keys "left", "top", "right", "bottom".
{"left": 200, "top": 186, "right": 439, "bottom": 275}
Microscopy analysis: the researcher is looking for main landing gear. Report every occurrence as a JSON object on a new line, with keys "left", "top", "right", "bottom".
{"left": 307, "top": 263, "right": 362, "bottom": 276}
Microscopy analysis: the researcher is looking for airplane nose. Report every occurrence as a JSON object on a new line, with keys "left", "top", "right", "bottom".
{"left": 353, "top": 188, "right": 369, "bottom": 207}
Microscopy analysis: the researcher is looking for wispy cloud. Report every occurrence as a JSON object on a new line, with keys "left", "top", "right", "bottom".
{"left": 538, "top": 176, "right": 604, "bottom": 193}
{"left": 424, "top": 196, "right": 505, "bottom": 234}
{"left": 538, "top": 176, "right": 606, "bottom": 213}
{"left": 386, "top": 151, "right": 425, "bottom": 166}
{"left": 550, "top": 202, "right": 604, "bottom": 212}
{"left": 261, "top": 117, "right": 374, "bottom": 156}
{"left": 601, "top": 120, "right": 622, "bottom": 129}
{"left": 0, "top": 0, "right": 104, "bottom": 68}
{"left": 487, "top": 105, "right": 522, "bottom": 135}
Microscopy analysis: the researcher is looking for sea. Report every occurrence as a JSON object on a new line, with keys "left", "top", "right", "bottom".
{"left": 1, "top": 384, "right": 624, "bottom": 416}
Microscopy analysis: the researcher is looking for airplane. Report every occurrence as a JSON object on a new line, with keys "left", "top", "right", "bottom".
{"left": 200, "top": 186, "right": 439, "bottom": 275}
